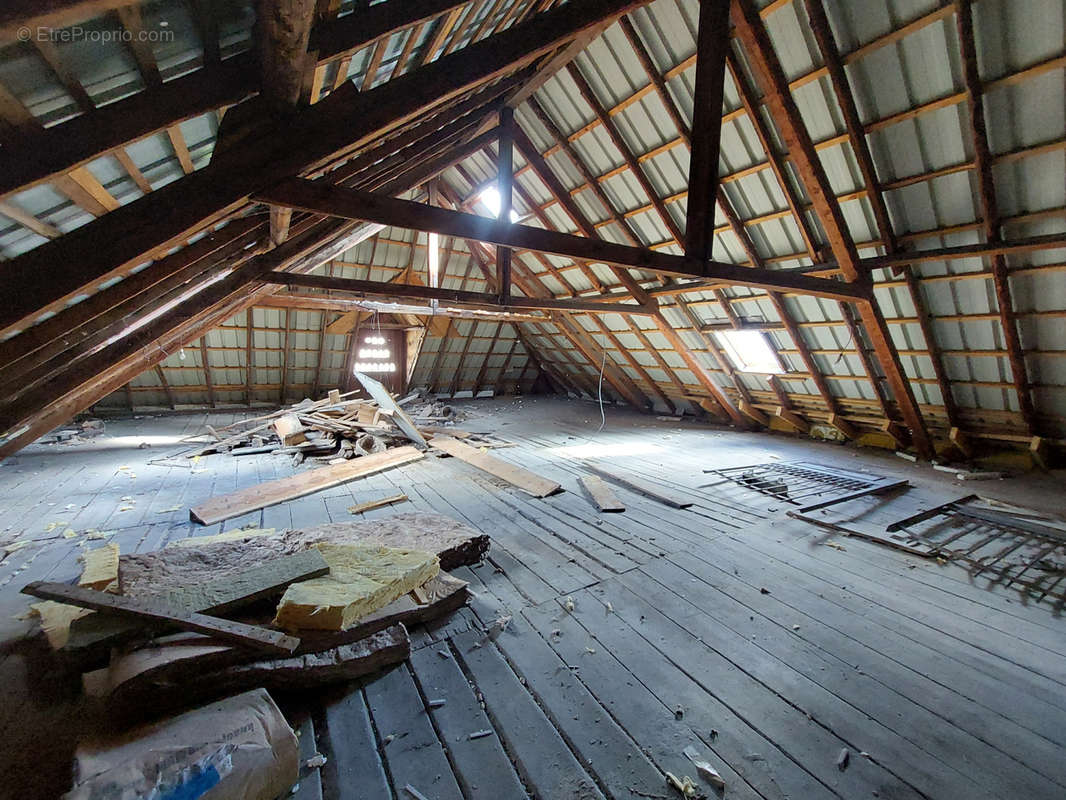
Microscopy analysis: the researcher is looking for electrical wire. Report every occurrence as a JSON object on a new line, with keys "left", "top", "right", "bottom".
{"left": 597, "top": 349, "right": 607, "bottom": 432}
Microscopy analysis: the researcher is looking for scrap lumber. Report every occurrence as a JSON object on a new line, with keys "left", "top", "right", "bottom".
{"left": 583, "top": 463, "right": 693, "bottom": 508}
{"left": 88, "top": 625, "right": 411, "bottom": 720}
{"left": 349, "top": 493, "right": 409, "bottom": 514}
{"left": 22, "top": 581, "right": 301, "bottom": 654}
{"left": 578, "top": 475, "right": 625, "bottom": 512}
{"left": 78, "top": 543, "right": 119, "bottom": 591}
{"left": 90, "top": 574, "right": 468, "bottom": 700}
{"left": 189, "top": 445, "right": 424, "bottom": 524}
{"left": 65, "top": 550, "right": 330, "bottom": 667}
{"left": 274, "top": 413, "right": 308, "bottom": 445}
{"left": 431, "top": 435, "right": 562, "bottom": 497}
{"left": 274, "top": 543, "right": 440, "bottom": 631}
{"left": 119, "top": 513, "right": 489, "bottom": 598}
{"left": 353, "top": 370, "right": 428, "bottom": 448}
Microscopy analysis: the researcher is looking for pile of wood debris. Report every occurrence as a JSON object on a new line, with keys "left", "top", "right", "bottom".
{"left": 183, "top": 375, "right": 489, "bottom": 468}
{"left": 25, "top": 513, "right": 490, "bottom": 722}
{"left": 184, "top": 387, "right": 426, "bottom": 466}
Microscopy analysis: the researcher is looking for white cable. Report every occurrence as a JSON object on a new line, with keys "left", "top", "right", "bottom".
{"left": 597, "top": 350, "right": 606, "bottom": 432}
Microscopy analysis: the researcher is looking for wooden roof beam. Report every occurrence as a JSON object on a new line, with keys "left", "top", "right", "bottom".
{"left": 257, "top": 178, "right": 867, "bottom": 301}
{"left": 265, "top": 271, "right": 657, "bottom": 316}
{"left": 956, "top": 0, "right": 1037, "bottom": 433}
{"left": 805, "top": 0, "right": 959, "bottom": 430}
{"left": 0, "top": 1, "right": 498, "bottom": 201}
{"left": 680, "top": 0, "right": 730, "bottom": 262}
{"left": 1, "top": 0, "right": 640, "bottom": 336}
{"left": 731, "top": 0, "right": 933, "bottom": 459}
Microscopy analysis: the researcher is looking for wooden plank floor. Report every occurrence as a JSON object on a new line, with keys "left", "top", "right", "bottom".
{"left": 1, "top": 397, "right": 1064, "bottom": 799}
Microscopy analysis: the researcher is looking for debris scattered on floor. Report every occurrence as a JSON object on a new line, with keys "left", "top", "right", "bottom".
{"left": 305, "top": 753, "right": 327, "bottom": 769}
{"left": 404, "top": 784, "right": 432, "bottom": 800}
{"left": 666, "top": 771, "right": 701, "bottom": 797}
{"left": 469, "top": 729, "right": 493, "bottom": 739}
{"left": 837, "top": 747, "right": 850, "bottom": 771}
{"left": 683, "top": 745, "right": 726, "bottom": 790}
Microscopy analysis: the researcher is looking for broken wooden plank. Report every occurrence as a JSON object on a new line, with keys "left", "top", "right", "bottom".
{"left": 64, "top": 550, "right": 329, "bottom": 666}
{"left": 90, "top": 625, "right": 411, "bottom": 721}
{"left": 190, "top": 445, "right": 425, "bottom": 524}
{"left": 348, "top": 493, "right": 409, "bottom": 515}
{"left": 22, "top": 581, "right": 301, "bottom": 654}
{"left": 86, "top": 574, "right": 467, "bottom": 700}
{"left": 583, "top": 463, "right": 692, "bottom": 508}
{"left": 79, "top": 543, "right": 119, "bottom": 591}
{"left": 353, "top": 370, "right": 428, "bottom": 448}
{"left": 786, "top": 511, "right": 939, "bottom": 557}
{"left": 578, "top": 475, "right": 625, "bottom": 512}
{"left": 431, "top": 436, "right": 562, "bottom": 497}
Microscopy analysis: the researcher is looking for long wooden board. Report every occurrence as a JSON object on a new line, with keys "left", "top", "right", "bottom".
{"left": 578, "top": 475, "right": 625, "bottom": 512}
{"left": 22, "top": 581, "right": 301, "bottom": 654}
{"left": 583, "top": 463, "right": 692, "bottom": 508}
{"left": 190, "top": 445, "right": 424, "bottom": 524}
{"left": 63, "top": 550, "right": 329, "bottom": 666}
{"left": 431, "top": 436, "right": 562, "bottom": 497}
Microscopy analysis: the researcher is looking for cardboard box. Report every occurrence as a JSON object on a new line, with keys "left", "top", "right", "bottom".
{"left": 65, "top": 688, "right": 298, "bottom": 800}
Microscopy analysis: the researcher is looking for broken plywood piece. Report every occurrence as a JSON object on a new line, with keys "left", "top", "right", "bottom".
{"left": 120, "top": 513, "right": 488, "bottom": 598}
{"left": 432, "top": 435, "right": 562, "bottom": 497}
{"left": 583, "top": 463, "right": 693, "bottom": 508}
{"left": 353, "top": 370, "right": 428, "bottom": 448}
{"left": 66, "top": 550, "right": 329, "bottom": 667}
{"left": 578, "top": 475, "right": 625, "bottom": 512}
{"left": 189, "top": 445, "right": 424, "bottom": 524}
{"left": 90, "top": 574, "right": 468, "bottom": 700}
{"left": 274, "top": 543, "right": 439, "bottom": 631}
{"left": 79, "top": 543, "right": 119, "bottom": 591}
{"left": 23, "top": 581, "right": 302, "bottom": 654}
{"left": 94, "top": 626, "right": 411, "bottom": 720}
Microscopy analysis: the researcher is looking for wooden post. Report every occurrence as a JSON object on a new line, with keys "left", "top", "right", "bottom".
{"left": 681, "top": 0, "right": 730, "bottom": 262}
{"left": 497, "top": 106, "right": 514, "bottom": 304}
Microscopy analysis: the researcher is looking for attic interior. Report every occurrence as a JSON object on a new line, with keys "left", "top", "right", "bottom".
{"left": 1, "top": 0, "right": 1065, "bottom": 797}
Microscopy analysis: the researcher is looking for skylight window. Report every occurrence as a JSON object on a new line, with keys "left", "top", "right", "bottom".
{"left": 479, "top": 186, "right": 520, "bottom": 222}
{"left": 715, "top": 330, "right": 784, "bottom": 374}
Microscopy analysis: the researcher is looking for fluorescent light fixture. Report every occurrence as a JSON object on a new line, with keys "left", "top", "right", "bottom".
{"left": 479, "top": 186, "right": 519, "bottom": 222}
{"left": 353, "top": 362, "right": 396, "bottom": 373}
{"left": 715, "top": 330, "right": 785, "bottom": 374}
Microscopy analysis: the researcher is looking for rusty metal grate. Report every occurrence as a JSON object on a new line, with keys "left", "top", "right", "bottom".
{"left": 888, "top": 496, "right": 1066, "bottom": 610}
{"left": 702, "top": 461, "right": 899, "bottom": 508}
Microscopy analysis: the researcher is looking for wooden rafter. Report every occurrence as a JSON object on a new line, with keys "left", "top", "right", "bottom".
{"left": 731, "top": 0, "right": 933, "bottom": 459}
{"left": 803, "top": 0, "right": 959, "bottom": 430}
{"left": 955, "top": 0, "right": 1037, "bottom": 434}
{"left": 1, "top": 0, "right": 649, "bottom": 337}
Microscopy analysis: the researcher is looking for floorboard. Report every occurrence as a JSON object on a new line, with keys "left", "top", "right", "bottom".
{"left": 2, "top": 397, "right": 1064, "bottom": 799}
